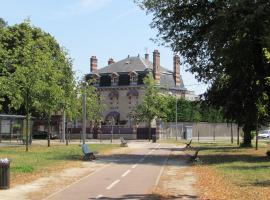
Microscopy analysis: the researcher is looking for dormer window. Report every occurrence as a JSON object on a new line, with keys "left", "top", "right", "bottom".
{"left": 111, "top": 72, "right": 119, "bottom": 86}
{"left": 129, "top": 71, "right": 138, "bottom": 85}
{"left": 92, "top": 73, "right": 100, "bottom": 86}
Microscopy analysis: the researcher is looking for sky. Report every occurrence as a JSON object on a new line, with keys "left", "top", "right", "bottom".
{"left": 0, "top": 0, "right": 208, "bottom": 95}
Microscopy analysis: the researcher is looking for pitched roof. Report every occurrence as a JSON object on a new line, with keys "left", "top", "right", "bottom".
{"left": 94, "top": 56, "right": 186, "bottom": 90}
{"left": 97, "top": 56, "right": 171, "bottom": 74}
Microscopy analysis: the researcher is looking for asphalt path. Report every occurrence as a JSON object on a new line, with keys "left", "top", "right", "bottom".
{"left": 45, "top": 143, "right": 172, "bottom": 200}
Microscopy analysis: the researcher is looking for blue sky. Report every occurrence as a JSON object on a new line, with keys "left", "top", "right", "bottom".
{"left": 0, "top": 0, "right": 208, "bottom": 94}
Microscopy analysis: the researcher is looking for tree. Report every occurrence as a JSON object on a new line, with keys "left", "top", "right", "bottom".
{"left": 78, "top": 80, "right": 105, "bottom": 133}
{"left": 138, "top": 0, "right": 270, "bottom": 146}
{"left": 0, "top": 20, "right": 74, "bottom": 150}
{"left": 35, "top": 67, "right": 64, "bottom": 147}
{"left": 135, "top": 73, "right": 167, "bottom": 140}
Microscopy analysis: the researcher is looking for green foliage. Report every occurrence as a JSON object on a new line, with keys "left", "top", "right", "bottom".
{"left": 164, "top": 96, "right": 225, "bottom": 123}
{"left": 0, "top": 19, "right": 75, "bottom": 150}
{"left": 135, "top": 73, "right": 167, "bottom": 123}
{"left": 138, "top": 0, "right": 270, "bottom": 146}
{"left": 83, "top": 79, "right": 105, "bottom": 124}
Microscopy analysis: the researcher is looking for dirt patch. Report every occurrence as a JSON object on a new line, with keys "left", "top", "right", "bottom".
{"left": 193, "top": 165, "right": 270, "bottom": 200}
{"left": 151, "top": 148, "right": 198, "bottom": 200}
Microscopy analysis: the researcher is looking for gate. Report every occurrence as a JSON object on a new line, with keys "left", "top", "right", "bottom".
{"left": 137, "top": 128, "right": 156, "bottom": 139}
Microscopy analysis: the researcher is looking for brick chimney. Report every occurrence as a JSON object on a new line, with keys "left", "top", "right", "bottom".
{"left": 173, "top": 54, "right": 181, "bottom": 86}
{"left": 153, "top": 50, "right": 160, "bottom": 84}
{"left": 108, "top": 58, "right": 115, "bottom": 65}
{"left": 90, "top": 56, "right": 97, "bottom": 73}
{"left": 145, "top": 53, "right": 149, "bottom": 60}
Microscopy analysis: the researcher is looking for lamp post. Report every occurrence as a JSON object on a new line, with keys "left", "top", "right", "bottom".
{"left": 82, "top": 84, "right": 87, "bottom": 145}
{"left": 110, "top": 117, "right": 115, "bottom": 143}
{"left": 175, "top": 95, "right": 178, "bottom": 141}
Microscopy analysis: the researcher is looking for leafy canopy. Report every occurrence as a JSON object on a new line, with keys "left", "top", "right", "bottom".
{"left": 138, "top": 0, "right": 270, "bottom": 146}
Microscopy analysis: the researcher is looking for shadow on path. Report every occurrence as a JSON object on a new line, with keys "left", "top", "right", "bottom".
{"left": 89, "top": 193, "right": 197, "bottom": 199}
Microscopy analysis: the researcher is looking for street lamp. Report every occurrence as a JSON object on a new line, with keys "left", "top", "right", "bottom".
{"left": 168, "top": 92, "right": 178, "bottom": 141}
{"left": 82, "top": 83, "right": 87, "bottom": 145}
{"left": 110, "top": 117, "right": 115, "bottom": 143}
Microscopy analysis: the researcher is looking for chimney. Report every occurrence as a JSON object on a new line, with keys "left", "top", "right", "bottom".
{"left": 145, "top": 53, "right": 149, "bottom": 60}
{"left": 108, "top": 58, "right": 115, "bottom": 65}
{"left": 90, "top": 56, "right": 97, "bottom": 73}
{"left": 153, "top": 50, "right": 160, "bottom": 84}
{"left": 173, "top": 54, "right": 181, "bottom": 86}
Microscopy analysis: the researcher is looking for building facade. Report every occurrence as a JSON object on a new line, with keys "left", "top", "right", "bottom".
{"left": 86, "top": 50, "right": 197, "bottom": 127}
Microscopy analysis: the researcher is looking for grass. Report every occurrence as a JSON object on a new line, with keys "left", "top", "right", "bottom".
{"left": 0, "top": 143, "right": 118, "bottom": 185}
{"left": 190, "top": 140, "right": 270, "bottom": 187}
{"left": 183, "top": 140, "right": 270, "bottom": 199}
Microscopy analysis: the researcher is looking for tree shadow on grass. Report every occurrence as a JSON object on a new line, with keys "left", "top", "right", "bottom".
{"left": 253, "top": 180, "right": 270, "bottom": 187}
{"left": 47, "top": 147, "right": 191, "bottom": 167}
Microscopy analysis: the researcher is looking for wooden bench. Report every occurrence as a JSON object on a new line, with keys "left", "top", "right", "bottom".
{"left": 82, "top": 144, "right": 96, "bottom": 161}
{"left": 120, "top": 137, "right": 128, "bottom": 147}
{"left": 185, "top": 139, "right": 192, "bottom": 149}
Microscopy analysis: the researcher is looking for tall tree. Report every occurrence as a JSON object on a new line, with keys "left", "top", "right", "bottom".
{"left": 77, "top": 79, "right": 105, "bottom": 132}
{"left": 135, "top": 73, "right": 167, "bottom": 140}
{"left": 138, "top": 0, "right": 270, "bottom": 146}
{"left": 0, "top": 20, "right": 74, "bottom": 150}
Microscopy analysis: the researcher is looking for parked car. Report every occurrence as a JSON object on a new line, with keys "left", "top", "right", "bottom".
{"left": 32, "top": 131, "right": 58, "bottom": 140}
{"left": 258, "top": 130, "right": 270, "bottom": 139}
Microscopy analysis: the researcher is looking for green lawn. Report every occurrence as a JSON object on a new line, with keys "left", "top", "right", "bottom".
{"left": 0, "top": 143, "right": 118, "bottom": 184}
{"left": 190, "top": 140, "right": 270, "bottom": 187}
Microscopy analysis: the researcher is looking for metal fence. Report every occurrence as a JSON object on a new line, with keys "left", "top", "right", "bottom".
{"left": 159, "top": 122, "right": 241, "bottom": 141}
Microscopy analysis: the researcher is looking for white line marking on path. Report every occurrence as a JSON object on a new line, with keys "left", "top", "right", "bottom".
{"left": 106, "top": 179, "right": 120, "bottom": 190}
{"left": 96, "top": 194, "right": 103, "bottom": 199}
{"left": 43, "top": 164, "right": 110, "bottom": 200}
{"left": 132, "top": 164, "right": 138, "bottom": 169}
{"left": 121, "top": 169, "right": 131, "bottom": 178}
{"left": 155, "top": 152, "right": 170, "bottom": 186}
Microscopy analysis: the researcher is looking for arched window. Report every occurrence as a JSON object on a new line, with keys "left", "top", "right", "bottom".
{"left": 127, "top": 89, "right": 139, "bottom": 109}
{"left": 108, "top": 90, "right": 119, "bottom": 109}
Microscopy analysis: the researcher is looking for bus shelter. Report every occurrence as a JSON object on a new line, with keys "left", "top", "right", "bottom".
{"left": 0, "top": 114, "right": 27, "bottom": 144}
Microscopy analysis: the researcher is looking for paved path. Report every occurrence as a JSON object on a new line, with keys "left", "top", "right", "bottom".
{"left": 45, "top": 143, "right": 172, "bottom": 200}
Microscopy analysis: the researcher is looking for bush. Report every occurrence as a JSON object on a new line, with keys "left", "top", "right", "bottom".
{"left": 266, "top": 150, "right": 270, "bottom": 157}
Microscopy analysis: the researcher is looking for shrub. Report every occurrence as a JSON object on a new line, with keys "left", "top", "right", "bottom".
{"left": 266, "top": 150, "right": 270, "bottom": 157}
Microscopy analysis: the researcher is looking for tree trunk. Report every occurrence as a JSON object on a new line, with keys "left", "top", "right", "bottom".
{"left": 148, "top": 120, "right": 151, "bottom": 141}
{"left": 237, "top": 125, "right": 240, "bottom": 146}
{"left": 25, "top": 90, "right": 29, "bottom": 152}
{"left": 255, "top": 120, "right": 258, "bottom": 150}
{"left": 25, "top": 113, "right": 29, "bottom": 152}
{"left": 242, "top": 125, "right": 252, "bottom": 147}
{"left": 47, "top": 116, "right": 51, "bottom": 147}
{"left": 230, "top": 123, "right": 233, "bottom": 144}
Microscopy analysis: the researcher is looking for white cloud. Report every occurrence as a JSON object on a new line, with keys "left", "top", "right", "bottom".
{"left": 52, "top": 0, "right": 112, "bottom": 17}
